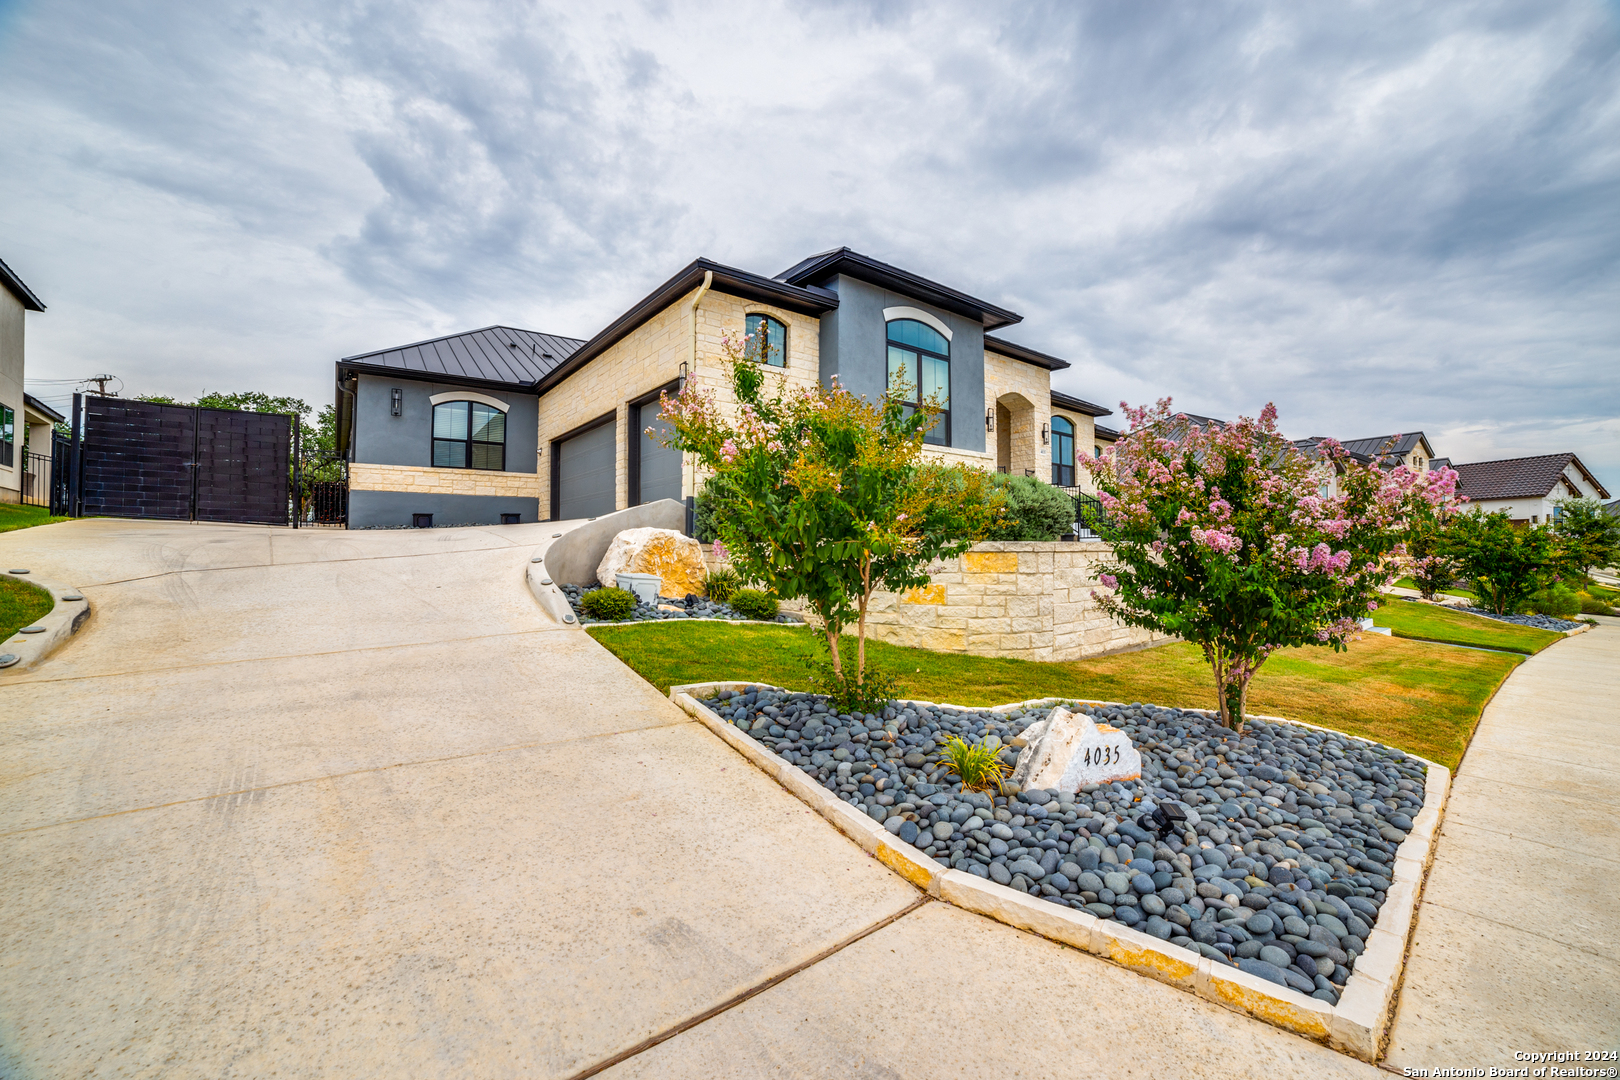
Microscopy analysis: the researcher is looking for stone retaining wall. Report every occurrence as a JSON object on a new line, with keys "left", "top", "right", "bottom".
{"left": 856, "top": 540, "right": 1167, "bottom": 661}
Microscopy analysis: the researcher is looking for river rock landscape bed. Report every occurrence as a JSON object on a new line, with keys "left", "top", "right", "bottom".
{"left": 698, "top": 687, "right": 1432, "bottom": 1005}
{"left": 561, "top": 583, "right": 799, "bottom": 624}
{"left": 1460, "top": 607, "right": 1584, "bottom": 631}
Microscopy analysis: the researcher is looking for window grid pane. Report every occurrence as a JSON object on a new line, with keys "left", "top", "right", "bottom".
{"left": 433, "top": 402, "right": 468, "bottom": 440}
{"left": 433, "top": 439, "right": 466, "bottom": 468}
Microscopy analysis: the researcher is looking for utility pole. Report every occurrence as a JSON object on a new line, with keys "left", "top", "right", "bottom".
{"left": 84, "top": 374, "right": 118, "bottom": 396}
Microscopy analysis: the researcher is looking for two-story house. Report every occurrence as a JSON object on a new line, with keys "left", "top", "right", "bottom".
{"left": 334, "top": 248, "right": 1112, "bottom": 528}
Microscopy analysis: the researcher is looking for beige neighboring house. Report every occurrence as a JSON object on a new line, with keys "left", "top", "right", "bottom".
{"left": 336, "top": 248, "right": 1113, "bottom": 528}
{"left": 0, "top": 255, "right": 50, "bottom": 506}
{"left": 1451, "top": 453, "right": 1610, "bottom": 525}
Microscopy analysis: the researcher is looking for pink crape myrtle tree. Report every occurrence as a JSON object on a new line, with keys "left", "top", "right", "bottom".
{"left": 1086, "top": 400, "right": 1461, "bottom": 732}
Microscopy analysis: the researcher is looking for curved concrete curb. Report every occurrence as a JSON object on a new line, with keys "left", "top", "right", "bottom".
{"left": 524, "top": 542, "right": 580, "bottom": 628}
{"left": 670, "top": 680, "right": 1449, "bottom": 1063}
{"left": 542, "top": 500, "right": 685, "bottom": 586}
{"left": 1, "top": 571, "right": 91, "bottom": 674}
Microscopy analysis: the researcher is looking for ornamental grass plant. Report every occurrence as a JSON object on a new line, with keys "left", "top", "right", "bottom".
{"left": 704, "top": 565, "right": 741, "bottom": 604}
{"left": 938, "top": 735, "right": 1009, "bottom": 793}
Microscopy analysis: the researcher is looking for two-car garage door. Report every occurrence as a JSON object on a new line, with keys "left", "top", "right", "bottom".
{"left": 554, "top": 420, "right": 616, "bottom": 520}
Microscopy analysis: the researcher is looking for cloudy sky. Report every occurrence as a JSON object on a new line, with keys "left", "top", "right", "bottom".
{"left": 3, "top": 0, "right": 1617, "bottom": 480}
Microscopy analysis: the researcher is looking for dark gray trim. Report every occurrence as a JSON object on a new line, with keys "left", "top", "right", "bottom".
{"left": 348, "top": 490, "right": 539, "bottom": 529}
{"left": 1050, "top": 390, "right": 1113, "bottom": 417}
{"left": 776, "top": 247, "right": 1021, "bottom": 331}
{"left": 985, "top": 335, "right": 1071, "bottom": 372}
{"left": 0, "top": 255, "right": 45, "bottom": 311}
{"left": 627, "top": 379, "right": 681, "bottom": 508}
{"left": 23, "top": 393, "right": 66, "bottom": 424}
{"left": 534, "top": 258, "right": 838, "bottom": 398}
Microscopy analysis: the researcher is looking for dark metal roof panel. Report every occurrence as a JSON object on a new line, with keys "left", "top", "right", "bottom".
{"left": 777, "top": 247, "right": 1022, "bottom": 330}
{"left": 341, "top": 325, "right": 587, "bottom": 388}
{"left": 1340, "top": 432, "right": 1430, "bottom": 459}
{"left": 0, "top": 255, "right": 45, "bottom": 311}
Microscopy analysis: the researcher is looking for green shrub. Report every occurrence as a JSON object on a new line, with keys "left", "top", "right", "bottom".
{"left": 938, "top": 735, "right": 1009, "bottom": 793}
{"left": 580, "top": 587, "right": 636, "bottom": 621}
{"left": 985, "top": 474, "right": 1076, "bottom": 541}
{"left": 705, "top": 566, "right": 741, "bottom": 603}
{"left": 808, "top": 654, "right": 900, "bottom": 714}
{"left": 1524, "top": 583, "right": 1579, "bottom": 618}
{"left": 692, "top": 479, "right": 719, "bottom": 544}
{"left": 1579, "top": 594, "right": 1615, "bottom": 616}
{"left": 729, "top": 589, "right": 779, "bottom": 620}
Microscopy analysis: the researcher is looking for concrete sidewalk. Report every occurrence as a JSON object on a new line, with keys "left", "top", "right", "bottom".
{"left": 1, "top": 519, "right": 1378, "bottom": 1078}
{"left": 1383, "top": 625, "right": 1620, "bottom": 1068}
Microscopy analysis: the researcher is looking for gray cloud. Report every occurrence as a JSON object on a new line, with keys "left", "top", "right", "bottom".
{"left": 1, "top": 0, "right": 1615, "bottom": 480}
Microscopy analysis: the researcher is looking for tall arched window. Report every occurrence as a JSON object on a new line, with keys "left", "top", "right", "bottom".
{"left": 744, "top": 314, "right": 787, "bottom": 366}
{"left": 433, "top": 400, "right": 506, "bottom": 470}
{"left": 886, "top": 318, "right": 949, "bottom": 445}
{"left": 1051, "top": 415, "right": 1075, "bottom": 486}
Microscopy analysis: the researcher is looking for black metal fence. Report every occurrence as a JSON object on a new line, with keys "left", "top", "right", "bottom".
{"left": 1056, "top": 486, "right": 1109, "bottom": 539}
{"left": 20, "top": 450, "right": 52, "bottom": 508}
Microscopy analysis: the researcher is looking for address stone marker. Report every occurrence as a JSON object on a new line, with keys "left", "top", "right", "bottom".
{"left": 1010, "top": 706, "right": 1142, "bottom": 792}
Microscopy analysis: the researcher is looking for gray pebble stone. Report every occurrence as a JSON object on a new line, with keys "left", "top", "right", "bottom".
{"left": 899, "top": 821, "right": 919, "bottom": 845}
{"left": 1141, "top": 895, "right": 1166, "bottom": 916}
{"left": 885, "top": 817, "right": 904, "bottom": 835}
{"left": 1236, "top": 958, "right": 1289, "bottom": 987}
{"left": 1245, "top": 912, "right": 1275, "bottom": 935}
{"left": 932, "top": 821, "right": 955, "bottom": 841}
{"left": 1131, "top": 873, "right": 1156, "bottom": 896}
{"left": 1010, "top": 857, "right": 1046, "bottom": 881}
{"left": 989, "top": 861, "right": 1012, "bottom": 886}
{"left": 1258, "top": 945, "right": 1292, "bottom": 968}
{"left": 1103, "top": 871, "right": 1131, "bottom": 894}
{"left": 1047, "top": 872, "right": 1073, "bottom": 893}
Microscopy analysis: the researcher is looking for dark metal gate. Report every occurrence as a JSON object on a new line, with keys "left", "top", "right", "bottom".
{"left": 74, "top": 396, "right": 292, "bottom": 525}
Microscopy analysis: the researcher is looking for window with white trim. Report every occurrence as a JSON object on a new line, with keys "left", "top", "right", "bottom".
{"left": 432, "top": 400, "right": 506, "bottom": 470}
{"left": 744, "top": 314, "right": 786, "bottom": 367}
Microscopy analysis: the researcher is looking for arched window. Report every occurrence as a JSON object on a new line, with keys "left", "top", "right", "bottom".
{"left": 1050, "top": 415, "right": 1075, "bottom": 486}
{"left": 886, "top": 318, "right": 950, "bottom": 445}
{"left": 433, "top": 400, "right": 506, "bottom": 470}
{"left": 745, "top": 314, "right": 787, "bottom": 366}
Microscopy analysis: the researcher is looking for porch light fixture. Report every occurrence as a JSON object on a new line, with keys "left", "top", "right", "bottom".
{"left": 390, "top": 388, "right": 403, "bottom": 416}
{"left": 985, "top": 408, "right": 994, "bottom": 432}
{"left": 678, "top": 360, "right": 688, "bottom": 392}
{"left": 1041, "top": 423, "right": 1049, "bottom": 445}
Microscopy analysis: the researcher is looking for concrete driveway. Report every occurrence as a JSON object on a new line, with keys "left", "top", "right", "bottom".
{"left": 0, "top": 519, "right": 1374, "bottom": 1079}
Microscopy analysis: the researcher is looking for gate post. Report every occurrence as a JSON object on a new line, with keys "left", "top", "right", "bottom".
{"left": 69, "top": 393, "right": 82, "bottom": 517}
{"left": 291, "top": 413, "right": 301, "bottom": 529}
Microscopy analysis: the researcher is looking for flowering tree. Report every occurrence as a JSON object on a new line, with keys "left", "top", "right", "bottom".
{"left": 1403, "top": 472, "right": 1465, "bottom": 599}
{"left": 658, "top": 334, "right": 1000, "bottom": 703}
{"left": 1087, "top": 400, "right": 1460, "bottom": 731}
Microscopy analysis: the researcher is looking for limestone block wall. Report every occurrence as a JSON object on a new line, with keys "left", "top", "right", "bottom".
{"left": 856, "top": 541, "right": 1169, "bottom": 662}
{"left": 350, "top": 462, "right": 541, "bottom": 498}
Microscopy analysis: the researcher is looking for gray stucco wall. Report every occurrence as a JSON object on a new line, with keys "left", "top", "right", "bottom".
{"left": 349, "top": 490, "right": 540, "bottom": 528}
{"left": 354, "top": 373, "right": 539, "bottom": 472}
{"left": 814, "top": 275, "right": 986, "bottom": 454}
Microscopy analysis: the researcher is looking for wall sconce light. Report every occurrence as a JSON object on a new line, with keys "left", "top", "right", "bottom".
{"left": 390, "top": 388, "right": 403, "bottom": 417}
{"left": 678, "top": 361, "right": 688, "bottom": 392}
{"left": 1041, "top": 423, "right": 1049, "bottom": 445}
{"left": 985, "top": 408, "right": 994, "bottom": 432}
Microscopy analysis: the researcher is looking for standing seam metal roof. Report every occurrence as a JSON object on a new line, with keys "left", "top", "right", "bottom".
{"left": 340, "top": 325, "right": 587, "bottom": 387}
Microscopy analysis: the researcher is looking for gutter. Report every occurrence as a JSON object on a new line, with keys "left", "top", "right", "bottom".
{"left": 688, "top": 269, "right": 713, "bottom": 380}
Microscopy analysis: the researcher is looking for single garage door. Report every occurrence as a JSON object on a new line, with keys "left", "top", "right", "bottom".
{"left": 636, "top": 407, "right": 682, "bottom": 505}
{"left": 555, "top": 420, "right": 616, "bottom": 520}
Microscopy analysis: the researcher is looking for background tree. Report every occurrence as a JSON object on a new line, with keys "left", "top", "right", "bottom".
{"left": 1442, "top": 511, "right": 1562, "bottom": 615}
{"left": 1552, "top": 498, "right": 1620, "bottom": 578}
{"left": 1087, "top": 400, "right": 1458, "bottom": 731}
{"left": 659, "top": 334, "right": 1000, "bottom": 705}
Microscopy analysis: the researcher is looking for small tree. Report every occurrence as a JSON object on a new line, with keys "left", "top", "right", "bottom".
{"left": 1553, "top": 498, "right": 1620, "bottom": 578}
{"left": 1404, "top": 482, "right": 1464, "bottom": 599}
{"left": 659, "top": 336, "right": 1000, "bottom": 703}
{"left": 1442, "top": 511, "right": 1562, "bottom": 615}
{"left": 1087, "top": 401, "right": 1457, "bottom": 731}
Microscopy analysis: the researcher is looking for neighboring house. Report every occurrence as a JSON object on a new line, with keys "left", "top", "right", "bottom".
{"left": 1337, "top": 432, "right": 1440, "bottom": 474}
{"left": 0, "top": 255, "right": 47, "bottom": 505}
{"left": 336, "top": 248, "right": 1107, "bottom": 528}
{"left": 1451, "top": 453, "right": 1610, "bottom": 525}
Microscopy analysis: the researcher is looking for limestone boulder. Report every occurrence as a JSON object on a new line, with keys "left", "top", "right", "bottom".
{"left": 1010, "top": 706, "right": 1141, "bottom": 792}
{"left": 596, "top": 528, "right": 707, "bottom": 598}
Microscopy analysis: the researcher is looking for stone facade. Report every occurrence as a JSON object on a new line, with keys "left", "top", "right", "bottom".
{"left": 853, "top": 540, "right": 1170, "bottom": 662}
{"left": 349, "top": 462, "right": 541, "bottom": 498}
{"left": 535, "top": 287, "right": 823, "bottom": 515}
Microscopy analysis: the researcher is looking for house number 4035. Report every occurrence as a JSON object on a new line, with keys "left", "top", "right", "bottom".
{"left": 1084, "top": 745, "right": 1122, "bottom": 767}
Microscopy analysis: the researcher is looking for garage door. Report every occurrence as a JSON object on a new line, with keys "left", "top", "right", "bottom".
{"left": 636, "top": 408, "right": 682, "bottom": 505}
{"left": 555, "top": 419, "right": 616, "bottom": 520}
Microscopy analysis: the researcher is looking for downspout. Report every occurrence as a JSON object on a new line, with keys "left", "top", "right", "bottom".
{"left": 683, "top": 270, "right": 713, "bottom": 506}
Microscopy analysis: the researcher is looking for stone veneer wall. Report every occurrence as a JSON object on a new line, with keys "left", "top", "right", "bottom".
{"left": 856, "top": 540, "right": 1169, "bottom": 662}
{"left": 350, "top": 462, "right": 542, "bottom": 498}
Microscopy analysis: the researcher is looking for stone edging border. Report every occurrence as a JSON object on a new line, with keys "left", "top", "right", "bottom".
{"left": 669, "top": 681, "right": 1450, "bottom": 1063}
{"left": 1, "top": 571, "right": 92, "bottom": 673}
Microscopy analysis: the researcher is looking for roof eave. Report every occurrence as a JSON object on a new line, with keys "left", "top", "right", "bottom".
{"left": 0, "top": 256, "right": 45, "bottom": 311}
{"left": 534, "top": 258, "right": 839, "bottom": 397}
{"left": 335, "top": 359, "right": 541, "bottom": 395}
{"left": 779, "top": 248, "right": 1022, "bottom": 331}
{"left": 22, "top": 392, "right": 65, "bottom": 423}
{"left": 984, "top": 334, "right": 1072, "bottom": 372}
{"left": 1049, "top": 390, "right": 1113, "bottom": 417}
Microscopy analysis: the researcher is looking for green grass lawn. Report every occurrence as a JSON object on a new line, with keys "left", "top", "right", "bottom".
{"left": 1, "top": 577, "right": 54, "bottom": 642}
{"left": 1392, "top": 575, "right": 1475, "bottom": 600}
{"left": 0, "top": 504, "right": 69, "bottom": 534}
{"left": 588, "top": 621, "right": 1525, "bottom": 769}
{"left": 1374, "top": 597, "right": 1563, "bottom": 654}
